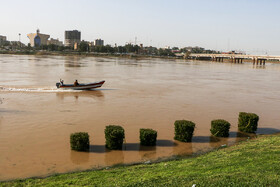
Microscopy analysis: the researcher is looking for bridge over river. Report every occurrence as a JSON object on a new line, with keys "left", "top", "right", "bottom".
{"left": 189, "top": 54, "right": 280, "bottom": 65}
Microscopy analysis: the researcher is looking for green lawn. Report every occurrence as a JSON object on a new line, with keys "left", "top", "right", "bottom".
{"left": 1, "top": 135, "right": 280, "bottom": 187}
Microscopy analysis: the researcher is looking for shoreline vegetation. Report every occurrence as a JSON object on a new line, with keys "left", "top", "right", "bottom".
{"left": 0, "top": 43, "right": 217, "bottom": 60}
{"left": 1, "top": 50, "right": 280, "bottom": 64}
{"left": 1, "top": 133, "right": 279, "bottom": 186}
{"left": 0, "top": 50, "right": 181, "bottom": 59}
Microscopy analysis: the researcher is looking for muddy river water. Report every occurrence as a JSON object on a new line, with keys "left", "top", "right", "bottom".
{"left": 0, "top": 54, "right": 280, "bottom": 181}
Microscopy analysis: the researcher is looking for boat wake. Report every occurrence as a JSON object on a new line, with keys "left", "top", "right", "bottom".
{"left": 0, "top": 86, "right": 83, "bottom": 93}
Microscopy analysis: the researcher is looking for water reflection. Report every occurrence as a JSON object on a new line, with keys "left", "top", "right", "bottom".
{"left": 192, "top": 136, "right": 212, "bottom": 143}
{"left": 235, "top": 131, "right": 252, "bottom": 138}
{"left": 252, "top": 65, "right": 266, "bottom": 69}
{"left": 256, "top": 127, "right": 280, "bottom": 134}
{"left": 56, "top": 90, "right": 104, "bottom": 100}
{"left": 122, "top": 142, "right": 158, "bottom": 160}
{"left": 172, "top": 141, "right": 193, "bottom": 156}
{"left": 90, "top": 140, "right": 177, "bottom": 162}
{"left": 123, "top": 143, "right": 140, "bottom": 151}
{"left": 105, "top": 150, "right": 124, "bottom": 166}
{"left": 64, "top": 56, "right": 87, "bottom": 68}
{"left": 209, "top": 136, "right": 220, "bottom": 144}
{"left": 119, "top": 59, "right": 143, "bottom": 67}
{"left": 192, "top": 133, "right": 253, "bottom": 149}
{"left": 28, "top": 55, "right": 62, "bottom": 67}
{"left": 70, "top": 151, "right": 89, "bottom": 165}
{"left": 89, "top": 145, "right": 107, "bottom": 153}
{"left": 139, "top": 146, "right": 157, "bottom": 160}
{"left": 0, "top": 109, "right": 24, "bottom": 114}
{"left": 209, "top": 137, "right": 229, "bottom": 149}
{"left": 156, "top": 139, "right": 176, "bottom": 147}
{"left": 206, "top": 132, "right": 258, "bottom": 149}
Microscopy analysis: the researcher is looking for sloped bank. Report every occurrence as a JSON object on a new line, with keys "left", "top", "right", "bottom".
{"left": 1, "top": 134, "right": 280, "bottom": 186}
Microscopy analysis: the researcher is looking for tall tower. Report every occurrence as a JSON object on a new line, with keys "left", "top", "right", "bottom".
{"left": 64, "top": 30, "right": 81, "bottom": 47}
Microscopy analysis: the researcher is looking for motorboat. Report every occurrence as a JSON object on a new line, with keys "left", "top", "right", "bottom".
{"left": 56, "top": 80, "right": 105, "bottom": 90}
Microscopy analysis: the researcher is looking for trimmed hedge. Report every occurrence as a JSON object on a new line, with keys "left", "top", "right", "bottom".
{"left": 174, "top": 120, "right": 195, "bottom": 142}
{"left": 238, "top": 112, "right": 259, "bottom": 133}
{"left": 70, "top": 132, "right": 89, "bottom": 152}
{"left": 105, "top": 125, "right": 125, "bottom": 150}
{"left": 140, "top": 128, "right": 157, "bottom": 146}
{"left": 210, "top": 119, "right": 231, "bottom": 137}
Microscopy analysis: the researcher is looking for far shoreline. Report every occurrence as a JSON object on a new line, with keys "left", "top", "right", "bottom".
{"left": 1, "top": 50, "right": 280, "bottom": 64}
{"left": 0, "top": 50, "right": 180, "bottom": 60}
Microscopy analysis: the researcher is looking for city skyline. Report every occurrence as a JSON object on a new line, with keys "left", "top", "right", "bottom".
{"left": 1, "top": 0, "right": 280, "bottom": 55}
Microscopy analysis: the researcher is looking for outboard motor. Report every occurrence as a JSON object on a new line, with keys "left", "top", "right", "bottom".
{"left": 56, "top": 82, "right": 61, "bottom": 88}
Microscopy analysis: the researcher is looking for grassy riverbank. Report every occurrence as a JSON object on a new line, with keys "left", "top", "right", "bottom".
{"left": 1, "top": 134, "right": 280, "bottom": 186}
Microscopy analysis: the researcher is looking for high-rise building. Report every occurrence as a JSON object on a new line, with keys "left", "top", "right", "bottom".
{"left": 27, "top": 29, "right": 50, "bottom": 47}
{"left": 65, "top": 30, "right": 81, "bottom": 47}
{"left": 94, "top": 39, "right": 104, "bottom": 46}
{"left": 0, "top": 35, "right": 7, "bottom": 45}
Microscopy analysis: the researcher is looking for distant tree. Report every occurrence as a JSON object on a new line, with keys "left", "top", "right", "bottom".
{"left": 79, "top": 41, "right": 89, "bottom": 52}
{"left": 48, "top": 44, "right": 58, "bottom": 51}
{"left": 92, "top": 45, "right": 104, "bottom": 53}
{"left": 147, "top": 47, "right": 158, "bottom": 55}
{"left": 91, "top": 45, "right": 116, "bottom": 53}
{"left": 117, "top": 46, "right": 126, "bottom": 53}
{"left": 191, "top": 47, "right": 204, "bottom": 53}
{"left": 38, "top": 45, "right": 48, "bottom": 50}
{"left": 124, "top": 44, "right": 140, "bottom": 53}
{"left": 64, "top": 46, "right": 73, "bottom": 51}
{"left": 58, "top": 46, "right": 65, "bottom": 51}
{"left": 125, "top": 44, "right": 134, "bottom": 53}
{"left": 134, "top": 45, "right": 140, "bottom": 54}
{"left": 105, "top": 45, "right": 115, "bottom": 53}
{"left": 27, "top": 43, "right": 31, "bottom": 50}
{"left": 159, "top": 48, "right": 175, "bottom": 56}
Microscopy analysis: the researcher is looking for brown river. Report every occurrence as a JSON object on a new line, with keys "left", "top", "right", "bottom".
{"left": 0, "top": 54, "right": 280, "bottom": 181}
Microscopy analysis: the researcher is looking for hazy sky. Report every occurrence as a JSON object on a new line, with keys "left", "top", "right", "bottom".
{"left": 1, "top": 0, "right": 280, "bottom": 55}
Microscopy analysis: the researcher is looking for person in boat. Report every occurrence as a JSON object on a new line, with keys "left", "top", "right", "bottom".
{"left": 74, "top": 79, "right": 79, "bottom": 86}
{"left": 60, "top": 79, "right": 64, "bottom": 85}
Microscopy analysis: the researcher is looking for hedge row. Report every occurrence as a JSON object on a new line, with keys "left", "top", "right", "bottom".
{"left": 70, "top": 112, "right": 259, "bottom": 151}
{"left": 70, "top": 126, "right": 158, "bottom": 151}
